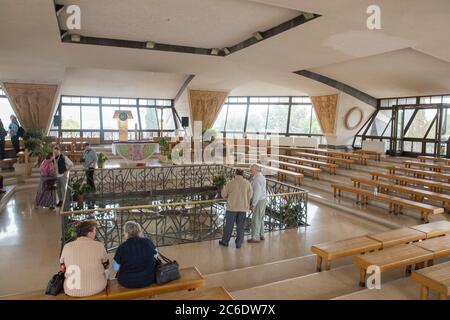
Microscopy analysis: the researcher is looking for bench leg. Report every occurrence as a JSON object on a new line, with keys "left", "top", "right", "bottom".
{"left": 405, "top": 265, "right": 412, "bottom": 276}
{"left": 415, "top": 262, "right": 425, "bottom": 270}
{"left": 188, "top": 288, "right": 197, "bottom": 292}
{"left": 359, "top": 268, "right": 367, "bottom": 287}
{"left": 427, "top": 259, "right": 434, "bottom": 267}
{"left": 316, "top": 256, "right": 323, "bottom": 272}
{"left": 420, "top": 285, "right": 429, "bottom": 300}
{"left": 324, "top": 260, "right": 331, "bottom": 271}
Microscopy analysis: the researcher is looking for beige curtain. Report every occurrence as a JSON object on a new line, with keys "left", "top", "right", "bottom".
{"left": 189, "top": 90, "right": 229, "bottom": 130}
{"left": 310, "top": 94, "right": 339, "bottom": 134}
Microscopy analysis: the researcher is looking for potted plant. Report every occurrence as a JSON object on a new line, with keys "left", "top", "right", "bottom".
{"left": 71, "top": 182, "right": 92, "bottom": 207}
{"left": 159, "top": 137, "right": 170, "bottom": 163}
{"left": 212, "top": 174, "right": 227, "bottom": 195}
{"left": 97, "top": 152, "right": 108, "bottom": 169}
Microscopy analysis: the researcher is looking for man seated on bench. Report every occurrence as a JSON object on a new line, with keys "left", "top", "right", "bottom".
{"left": 112, "top": 221, "right": 159, "bottom": 289}
{"left": 59, "top": 220, "right": 110, "bottom": 297}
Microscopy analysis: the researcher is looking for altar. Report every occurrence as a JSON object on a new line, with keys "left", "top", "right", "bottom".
{"left": 112, "top": 141, "right": 160, "bottom": 162}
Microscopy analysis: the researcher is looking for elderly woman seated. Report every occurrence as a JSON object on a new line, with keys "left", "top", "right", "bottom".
{"left": 112, "top": 221, "right": 158, "bottom": 288}
{"left": 60, "top": 220, "right": 109, "bottom": 297}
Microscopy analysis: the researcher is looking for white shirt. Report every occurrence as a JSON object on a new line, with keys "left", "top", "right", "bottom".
{"left": 250, "top": 172, "right": 267, "bottom": 206}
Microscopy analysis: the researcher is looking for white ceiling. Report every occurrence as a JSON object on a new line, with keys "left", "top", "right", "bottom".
{"left": 0, "top": 0, "right": 450, "bottom": 99}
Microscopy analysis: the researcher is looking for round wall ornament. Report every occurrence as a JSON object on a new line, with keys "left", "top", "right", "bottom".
{"left": 344, "top": 107, "right": 363, "bottom": 130}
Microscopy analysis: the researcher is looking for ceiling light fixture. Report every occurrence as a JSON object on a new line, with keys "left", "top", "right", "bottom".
{"left": 71, "top": 34, "right": 81, "bottom": 42}
{"left": 223, "top": 48, "right": 231, "bottom": 55}
{"left": 210, "top": 48, "right": 220, "bottom": 56}
{"left": 302, "top": 12, "right": 315, "bottom": 20}
{"left": 253, "top": 32, "right": 263, "bottom": 41}
{"left": 145, "top": 41, "right": 156, "bottom": 49}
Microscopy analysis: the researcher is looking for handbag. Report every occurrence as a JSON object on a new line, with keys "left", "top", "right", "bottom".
{"left": 45, "top": 272, "right": 65, "bottom": 296}
{"left": 44, "top": 178, "right": 57, "bottom": 191}
{"left": 155, "top": 253, "right": 180, "bottom": 285}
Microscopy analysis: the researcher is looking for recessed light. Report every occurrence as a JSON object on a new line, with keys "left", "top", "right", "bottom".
{"left": 223, "top": 48, "right": 231, "bottom": 55}
{"left": 71, "top": 34, "right": 81, "bottom": 42}
{"left": 302, "top": 12, "right": 315, "bottom": 20}
{"left": 210, "top": 48, "right": 220, "bottom": 55}
{"left": 253, "top": 32, "right": 263, "bottom": 41}
{"left": 145, "top": 41, "right": 156, "bottom": 49}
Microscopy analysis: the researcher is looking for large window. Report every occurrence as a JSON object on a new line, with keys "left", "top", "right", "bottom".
{"left": 213, "top": 96, "right": 323, "bottom": 138}
{"left": 0, "top": 87, "right": 20, "bottom": 137}
{"left": 354, "top": 94, "right": 450, "bottom": 156}
{"left": 54, "top": 95, "right": 178, "bottom": 142}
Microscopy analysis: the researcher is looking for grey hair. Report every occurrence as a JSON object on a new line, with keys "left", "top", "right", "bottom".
{"left": 123, "top": 221, "right": 144, "bottom": 240}
{"left": 251, "top": 164, "right": 261, "bottom": 172}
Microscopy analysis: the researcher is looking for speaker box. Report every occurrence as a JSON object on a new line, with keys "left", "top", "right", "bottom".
{"left": 181, "top": 117, "right": 189, "bottom": 127}
{"left": 53, "top": 115, "right": 61, "bottom": 127}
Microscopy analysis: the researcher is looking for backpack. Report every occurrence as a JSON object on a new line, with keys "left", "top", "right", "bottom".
{"left": 17, "top": 126, "right": 25, "bottom": 138}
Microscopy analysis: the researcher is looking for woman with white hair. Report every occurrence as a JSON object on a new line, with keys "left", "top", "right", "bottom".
{"left": 112, "top": 221, "right": 158, "bottom": 288}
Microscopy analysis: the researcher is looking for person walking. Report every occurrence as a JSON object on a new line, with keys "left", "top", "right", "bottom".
{"left": 219, "top": 169, "right": 253, "bottom": 249}
{"left": 53, "top": 146, "right": 74, "bottom": 207}
{"left": 247, "top": 164, "right": 267, "bottom": 244}
{"left": 81, "top": 143, "right": 97, "bottom": 191}
{"left": 0, "top": 119, "right": 7, "bottom": 160}
{"left": 35, "top": 152, "right": 57, "bottom": 210}
{"left": 8, "top": 115, "right": 20, "bottom": 154}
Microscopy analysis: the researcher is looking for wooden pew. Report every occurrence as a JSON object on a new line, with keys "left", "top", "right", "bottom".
{"left": 353, "top": 244, "right": 434, "bottom": 287}
{"left": 0, "top": 289, "right": 108, "bottom": 300}
{"left": 279, "top": 155, "right": 337, "bottom": 175}
{"left": 353, "top": 149, "right": 382, "bottom": 161}
{"left": 0, "top": 158, "right": 17, "bottom": 170}
{"left": 418, "top": 156, "right": 450, "bottom": 166}
{"left": 371, "top": 172, "right": 450, "bottom": 193}
{"left": 268, "top": 159, "right": 321, "bottom": 180}
{"left": 413, "top": 234, "right": 450, "bottom": 262}
{"left": 351, "top": 177, "right": 450, "bottom": 209}
{"left": 390, "top": 167, "right": 450, "bottom": 183}
{"left": 310, "top": 236, "right": 382, "bottom": 272}
{"left": 157, "top": 287, "right": 233, "bottom": 300}
{"left": 403, "top": 160, "right": 450, "bottom": 172}
{"left": 295, "top": 148, "right": 369, "bottom": 165}
{"left": 409, "top": 221, "right": 450, "bottom": 239}
{"left": 290, "top": 151, "right": 353, "bottom": 169}
{"left": 331, "top": 184, "right": 444, "bottom": 221}
{"left": 258, "top": 164, "right": 304, "bottom": 185}
{"left": 367, "top": 228, "right": 427, "bottom": 248}
{"left": 411, "top": 261, "right": 450, "bottom": 300}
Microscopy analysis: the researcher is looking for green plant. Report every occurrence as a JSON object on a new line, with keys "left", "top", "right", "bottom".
{"left": 24, "top": 138, "right": 41, "bottom": 153}
{"left": 33, "top": 142, "right": 53, "bottom": 164}
{"left": 97, "top": 152, "right": 108, "bottom": 163}
{"left": 64, "top": 222, "right": 78, "bottom": 243}
{"left": 212, "top": 174, "right": 227, "bottom": 189}
{"left": 279, "top": 199, "right": 305, "bottom": 227}
{"left": 202, "top": 128, "right": 219, "bottom": 143}
{"left": 23, "top": 128, "right": 44, "bottom": 141}
{"left": 71, "top": 181, "right": 92, "bottom": 199}
{"left": 159, "top": 137, "right": 170, "bottom": 156}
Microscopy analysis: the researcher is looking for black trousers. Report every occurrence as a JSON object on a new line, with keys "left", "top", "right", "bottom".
{"left": 0, "top": 139, "right": 5, "bottom": 159}
{"left": 11, "top": 136, "right": 20, "bottom": 153}
{"left": 86, "top": 169, "right": 95, "bottom": 191}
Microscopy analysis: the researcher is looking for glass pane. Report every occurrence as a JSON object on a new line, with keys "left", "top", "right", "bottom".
{"left": 368, "top": 110, "right": 392, "bottom": 136}
{"left": 412, "top": 141, "right": 422, "bottom": 153}
{"left": 140, "top": 108, "right": 159, "bottom": 130}
{"left": 289, "top": 105, "right": 312, "bottom": 134}
{"left": 405, "top": 109, "right": 437, "bottom": 138}
{"left": 266, "top": 104, "right": 289, "bottom": 133}
{"left": 310, "top": 109, "right": 322, "bottom": 134}
{"left": 0, "top": 97, "right": 19, "bottom": 135}
{"left": 161, "top": 108, "right": 175, "bottom": 130}
{"left": 403, "top": 141, "right": 412, "bottom": 152}
{"left": 443, "top": 96, "right": 450, "bottom": 104}
{"left": 431, "top": 96, "right": 442, "bottom": 104}
{"left": 213, "top": 105, "right": 227, "bottom": 131}
{"left": 420, "top": 97, "right": 431, "bottom": 104}
{"left": 237, "top": 97, "right": 247, "bottom": 103}
{"left": 81, "top": 106, "right": 100, "bottom": 130}
{"left": 441, "top": 108, "right": 450, "bottom": 141}
{"left": 246, "top": 105, "right": 268, "bottom": 133}
{"left": 426, "top": 143, "right": 435, "bottom": 154}
{"left": 62, "top": 131, "right": 80, "bottom": 138}
{"left": 407, "top": 97, "right": 417, "bottom": 104}
{"left": 250, "top": 97, "right": 259, "bottom": 103}
{"left": 426, "top": 121, "right": 436, "bottom": 139}
{"left": 102, "top": 107, "right": 116, "bottom": 130}
{"left": 61, "top": 105, "right": 80, "bottom": 129}
{"left": 225, "top": 105, "right": 246, "bottom": 132}
{"left": 71, "top": 97, "right": 80, "bottom": 104}
{"left": 380, "top": 99, "right": 389, "bottom": 107}
{"left": 61, "top": 96, "right": 71, "bottom": 103}
{"left": 103, "top": 131, "right": 119, "bottom": 141}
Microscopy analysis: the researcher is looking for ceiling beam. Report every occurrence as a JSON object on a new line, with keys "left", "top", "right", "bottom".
{"left": 294, "top": 69, "right": 378, "bottom": 107}
{"left": 174, "top": 75, "right": 196, "bottom": 104}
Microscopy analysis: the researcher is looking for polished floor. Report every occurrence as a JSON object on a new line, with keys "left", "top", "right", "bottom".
{"left": 0, "top": 187, "right": 388, "bottom": 296}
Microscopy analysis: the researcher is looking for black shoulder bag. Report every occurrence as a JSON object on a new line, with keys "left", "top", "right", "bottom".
{"left": 155, "top": 253, "right": 180, "bottom": 284}
{"left": 45, "top": 272, "right": 65, "bottom": 296}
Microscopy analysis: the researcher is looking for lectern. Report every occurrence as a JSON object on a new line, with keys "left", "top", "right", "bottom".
{"left": 113, "top": 111, "right": 134, "bottom": 142}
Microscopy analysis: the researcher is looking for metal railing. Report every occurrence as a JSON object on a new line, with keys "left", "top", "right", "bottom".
{"left": 60, "top": 164, "right": 308, "bottom": 252}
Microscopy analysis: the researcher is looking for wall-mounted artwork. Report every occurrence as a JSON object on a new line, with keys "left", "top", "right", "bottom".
{"left": 344, "top": 107, "right": 363, "bottom": 130}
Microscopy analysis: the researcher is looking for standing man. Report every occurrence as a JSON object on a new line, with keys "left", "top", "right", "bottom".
{"left": 8, "top": 115, "right": 20, "bottom": 154}
{"left": 53, "top": 146, "right": 74, "bottom": 207}
{"left": 247, "top": 164, "right": 267, "bottom": 243}
{"left": 219, "top": 169, "right": 253, "bottom": 249}
{"left": 82, "top": 143, "right": 97, "bottom": 191}
{"left": 0, "top": 119, "right": 7, "bottom": 160}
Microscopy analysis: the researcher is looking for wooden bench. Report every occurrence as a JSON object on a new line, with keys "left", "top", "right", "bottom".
{"left": 106, "top": 267, "right": 206, "bottom": 300}
{"left": 353, "top": 244, "right": 434, "bottom": 287}
{"left": 367, "top": 228, "right": 427, "bottom": 248}
{"left": 331, "top": 184, "right": 444, "bottom": 221}
{"left": 409, "top": 221, "right": 450, "bottom": 239}
{"left": 353, "top": 149, "right": 382, "bottom": 161}
{"left": 268, "top": 159, "right": 321, "bottom": 180}
{"left": 418, "top": 156, "right": 450, "bottom": 165}
{"left": 296, "top": 148, "right": 369, "bottom": 165}
{"left": 371, "top": 172, "right": 450, "bottom": 193}
{"left": 413, "top": 234, "right": 450, "bottom": 261}
{"left": 290, "top": 151, "right": 353, "bottom": 169}
{"left": 411, "top": 261, "right": 450, "bottom": 300}
{"left": 0, "top": 158, "right": 17, "bottom": 170}
{"left": 157, "top": 287, "right": 233, "bottom": 300}
{"left": 0, "top": 289, "right": 108, "bottom": 300}
{"left": 403, "top": 160, "right": 450, "bottom": 172}
{"left": 390, "top": 167, "right": 450, "bottom": 183}
{"left": 279, "top": 155, "right": 337, "bottom": 175}
{"left": 351, "top": 177, "right": 450, "bottom": 209}
{"left": 310, "top": 236, "right": 382, "bottom": 272}
{"left": 258, "top": 164, "right": 303, "bottom": 185}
